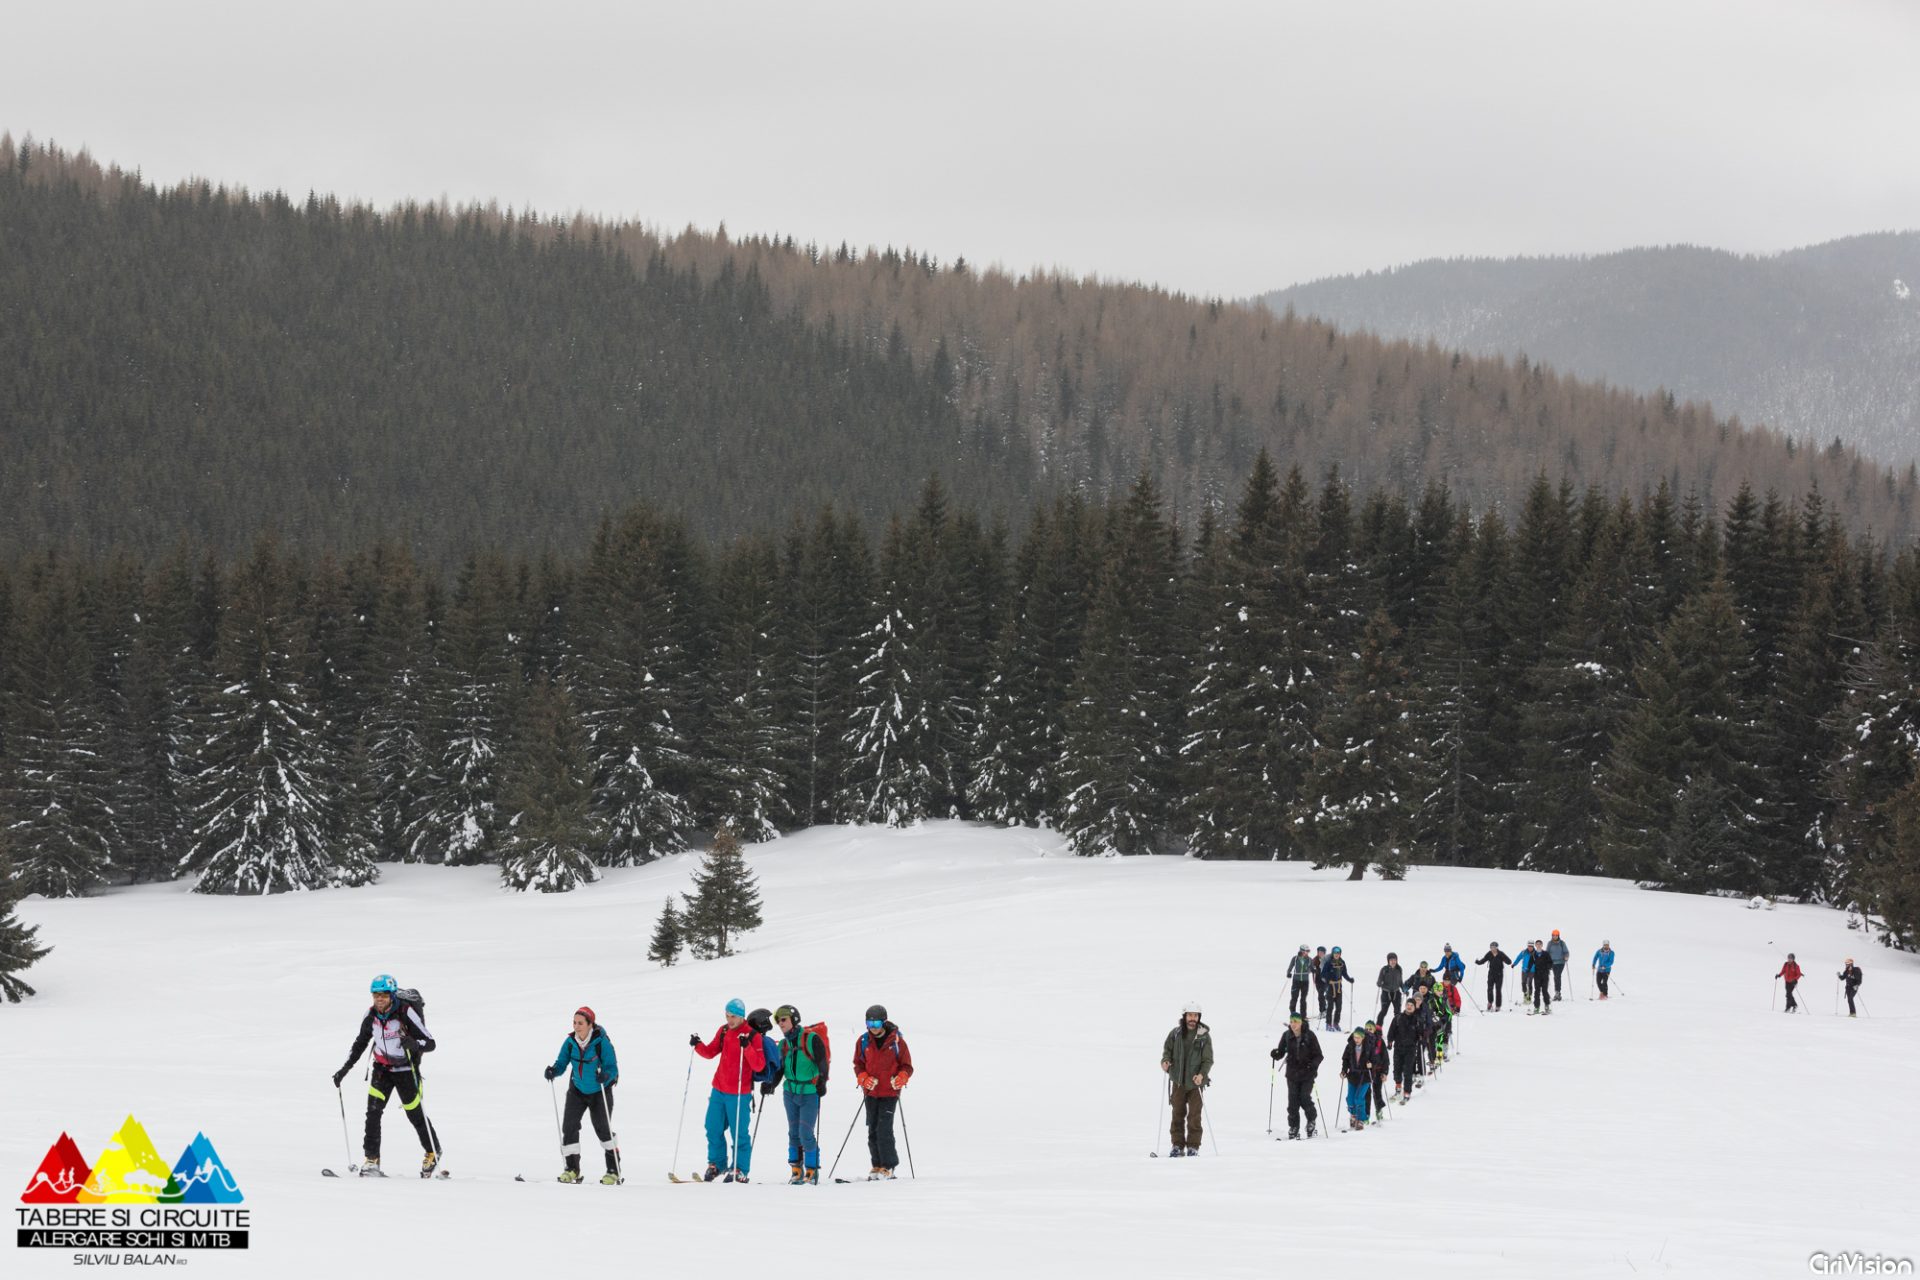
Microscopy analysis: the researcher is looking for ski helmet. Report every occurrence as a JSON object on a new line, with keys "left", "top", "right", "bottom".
{"left": 1331, "top": 946, "right": 1342, "bottom": 954}
{"left": 370, "top": 974, "right": 398, "bottom": 995}
{"left": 747, "top": 1007, "right": 773, "bottom": 1033}
{"left": 725, "top": 997, "right": 747, "bottom": 1018}
{"left": 774, "top": 1004, "right": 800, "bottom": 1026}
{"left": 575, "top": 1005, "right": 596, "bottom": 1026}
{"left": 1182, "top": 1000, "right": 1202, "bottom": 1016}
{"left": 865, "top": 1004, "right": 888, "bottom": 1024}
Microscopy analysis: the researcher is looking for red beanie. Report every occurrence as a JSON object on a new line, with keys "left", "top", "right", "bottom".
{"left": 575, "top": 1006, "right": 596, "bottom": 1026}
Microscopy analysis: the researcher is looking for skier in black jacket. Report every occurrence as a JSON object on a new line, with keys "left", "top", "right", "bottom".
{"left": 1362, "top": 1019, "right": 1390, "bottom": 1120}
{"left": 1839, "top": 960, "right": 1864, "bottom": 1016}
{"left": 1310, "top": 947, "right": 1331, "bottom": 1023}
{"left": 1321, "top": 947, "right": 1353, "bottom": 1031}
{"left": 1475, "top": 942, "right": 1512, "bottom": 1011}
{"left": 1269, "top": 1013, "right": 1323, "bottom": 1139}
{"left": 1376, "top": 954, "right": 1404, "bottom": 1025}
{"left": 1387, "top": 998, "right": 1422, "bottom": 1101}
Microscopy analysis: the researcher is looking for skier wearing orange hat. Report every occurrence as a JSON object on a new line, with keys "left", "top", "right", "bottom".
{"left": 1546, "top": 931, "right": 1571, "bottom": 1002}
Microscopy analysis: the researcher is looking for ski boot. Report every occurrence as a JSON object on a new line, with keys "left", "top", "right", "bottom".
{"left": 359, "top": 1157, "right": 384, "bottom": 1178}
{"left": 420, "top": 1150, "right": 441, "bottom": 1178}
{"left": 1184, "top": 1147, "right": 1199, "bottom": 1157}
{"left": 703, "top": 1163, "right": 721, "bottom": 1182}
{"left": 803, "top": 1168, "right": 819, "bottom": 1186}
{"left": 1286, "top": 1128, "right": 1300, "bottom": 1141}
{"left": 600, "top": 1172, "right": 623, "bottom": 1185}
{"left": 1305, "top": 1119, "right": 1317, "bottom": 1139}
{"left": 1168, "top": 1146, "right": 1184, "bottom": 1158}
{"left": 789, "top": 1162, "right": 806, "bottom": 1185}
{"left": 870, "top": 1167, "right": 896, "bottom": 1181}
{"left": 1350, "top": 1116, "right": 1365, "bottom": 1132}
{"left": 557, "top": 1169, "right": 583, "bottom": 1183}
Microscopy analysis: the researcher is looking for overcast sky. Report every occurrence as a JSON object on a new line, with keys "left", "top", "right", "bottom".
{"left": 5, "top": 0, "right": 1916, "bottom": 297}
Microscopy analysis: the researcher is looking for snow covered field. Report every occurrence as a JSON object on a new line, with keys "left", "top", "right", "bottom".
{"left": 6, "top": 822, "right": 1917, "bottom": 1279}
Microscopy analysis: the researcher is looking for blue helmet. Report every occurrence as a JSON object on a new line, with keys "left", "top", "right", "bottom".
{"left": 370, "top": 974, "right": 398, "bottom": 995}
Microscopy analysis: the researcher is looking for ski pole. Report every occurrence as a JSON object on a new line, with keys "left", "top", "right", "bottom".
{"left": 1266, "top": 1067, "right": 1276, "bottom": 1135}
{"left": 547, "top": 1075, "right": 565, "bottom": 1169}
{"left": 1771, "top": 977, "right": 1778, "bottom": 1012}
{"left": 827, "top": 1097, "right": 863, "bottom": 1180}
{"left": 1195, "top": 1086, "right": 1222, "bottom": 1155}
{"left": 334, "top": 1084, "right": 357, "bottom": 1174}
{"left": 669, "top": 1046, "right": 695, "bottom": 1178}
{"left": 730, "top": 1035, "right": 748, "bottom": 1178}
{"left": 602, "top": 1085, "right": 623, "bottom": 1183}
{"left": 897, "top": 1097, "right": 916, "bottom": 1178}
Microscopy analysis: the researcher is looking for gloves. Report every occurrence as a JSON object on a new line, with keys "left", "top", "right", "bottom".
{"left": 544, "top": 1065, "right": 559, "bottom": 1081}
{"left": 891, "top": 1073, "right": 907, "bottom": 1090}
{"left": 332, "top": 1067, "right": 347, "bottom": 1088}
{"left": 857, "top": 1073, "right": 878, "bottom": 1093}
{"left": 596, "top": 1067, "right": 610, "bottom": 1084}
{"left": 1269, "top": 1048, "right": 1282, "bottom": 1061}
{"left": 689, "top": 1033, "right": 703, "bottom": 1048}
{"left": 817, "top": 1080, "right": 828, "bottom": 1098}
{"left": 737, "top": 1032, "right": 751, "bottom": 1047}
{"left": 760, "top": 1081, "right": 776, "bottom": 1096}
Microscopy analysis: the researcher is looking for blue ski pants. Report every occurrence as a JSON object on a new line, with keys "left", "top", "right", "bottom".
{"left": 703, "top": 1089, "right": 753, "bottom": 1173}
{"left": 784, "top": 1091, "right": 821, "bottom": 1168}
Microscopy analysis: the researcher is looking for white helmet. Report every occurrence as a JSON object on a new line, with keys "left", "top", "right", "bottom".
{"left": 1182, "top": 1000, "right": 1203, "bottom": 1015}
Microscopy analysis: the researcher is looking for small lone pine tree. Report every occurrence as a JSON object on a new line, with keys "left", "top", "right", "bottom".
{"left": 0, "top": 842, "right": 53, "bottom": 1002}
{"left": 681, "top": 825, "right": 763, "bottom": 959}
{"left": 646, "top": 898, "right": 684, "bottom": 966}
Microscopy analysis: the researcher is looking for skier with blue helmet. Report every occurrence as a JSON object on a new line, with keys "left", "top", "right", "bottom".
{"left": 332, "top": 974, "right": 443, "bottom": 1177}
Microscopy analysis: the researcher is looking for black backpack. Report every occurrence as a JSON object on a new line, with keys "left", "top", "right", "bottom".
{"left": 394, "top": 987, "right": 427, "bottom": 1019}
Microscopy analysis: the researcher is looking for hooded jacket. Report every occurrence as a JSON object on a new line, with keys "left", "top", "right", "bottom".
{"left": 1161, "top": 1020, "right": 1214, "bottom": 1091}
{"left": 551, "top": 1024, "right": 618, "bottom": 1095}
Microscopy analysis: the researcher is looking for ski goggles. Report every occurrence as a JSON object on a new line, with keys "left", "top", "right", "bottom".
{"left": 866, "top": 1018, "right": 886, "bottom": 1030}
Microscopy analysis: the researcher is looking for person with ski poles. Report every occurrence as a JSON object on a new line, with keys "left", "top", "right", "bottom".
{"left": 544, "top": 1006, "right": 621, "bottom": 1183}
{"left": 1527, "top": 942, "right": 1553, "bottom": 1014}
{"left": 1475, "top": 941, "right": 1512, "bottom": 1011}
{"left": 330, "top": 974, "right": 442, "bottom": 1177}
{"left": 1322, "top": 946, "right": 1354, "bottom": 1031}
{"left": 1387, "top": 997, "right": 1421, "bottom": 1101}
{"left": 1376, "top": 952, "right": 1404, "bottom": 1025}
{"left": 690, "top": 997, "right": 767, "bottom": 1182}
{"left": 1434, "top": 944, "right": 1465, "bottom": 984}
{"left": 1401, "top": 959, "right": 1437, "bottom": 998}
{"left": 1515, "top": 941, "right": 1537, "bottom": 1004}
{"left": 1160, "top": 1001, "right": 1213, "bottom": 1157}
{"left": 1339, "top": 1029, "right": 1373, "bottom": 1130}
{"left": 1838, "top": 960, "right": 1864, "bottom": 1017}
{"left": 1286, "top": 945, "right": 1315, "bottom": 1019}
{"left": 1547, "top": 930, "right": 1571, "bottom": 1001}
{"left": 1592, "top": 940, "right": 1615, "bottom": 999}
{"left": 854, "top": 1004, "right": 913, "bottom": 1179}
{"left": 1362, "top": 1018, "right": 1390, "bottom": 1121}
{"left": 1775, "top": 954, "right": 1802, "bottom": 1013}
{"left": 1431, "top": 979, "right": 1457, "bottom": 1060}
{"left": 1311, "top": 946, "right": 1331, "bottom": 1024}
{"left": 771, "top": 1005, "right": 826, "bottom": 1184}
{"left": 1269, "top": 1012, "right": 1323, "bottom": 1139}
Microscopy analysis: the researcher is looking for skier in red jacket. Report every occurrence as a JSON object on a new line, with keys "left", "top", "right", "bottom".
{"left": 853, "top": 1004, "right": 914, "bottom": 1180}
{"left": 1776, "top": 955, "right": 1802, "bottom": 1013}
{"left": 689, "top": 997, "right": 767, "bottom": 1182}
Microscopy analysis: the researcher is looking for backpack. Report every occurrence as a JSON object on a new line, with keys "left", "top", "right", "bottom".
{"left": 751, "top": 1034, "right": 784, "bottom": 1085}
{"left": 394, "top": 987, "right": 427, "bottom": 1018}
{"left": 788, "top": 1022, "right": 831, "bottom": 1085}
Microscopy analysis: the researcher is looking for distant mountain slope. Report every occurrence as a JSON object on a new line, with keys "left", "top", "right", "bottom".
{"left": 1260, "top": 234, "right": 1920, "bottom": 469}
{"left": 3, "top": 136, "right": 1915, "bottom": 556}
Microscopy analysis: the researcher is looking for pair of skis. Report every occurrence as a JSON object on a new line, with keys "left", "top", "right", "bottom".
{"left": 320, "top": 1166, "right": 448, "bottom": 1180}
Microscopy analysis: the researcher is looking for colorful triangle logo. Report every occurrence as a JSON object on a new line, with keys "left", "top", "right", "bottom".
{"left": 169, "top": 1132, "right": 243, "bottom": 1203}
{"left": 20, "top": 1132, "right": 91, "bottom": 1203}
{"left": 77, "top": 1116, "right": 183, "bottom": 1203}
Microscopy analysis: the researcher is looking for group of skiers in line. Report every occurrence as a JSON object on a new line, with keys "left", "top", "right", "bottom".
{"left": 1162, "top": 933, "right": 1622, "bottom": 1150}
{"left": 1774, "top": 956, "right": 1867, "bottom": 1016}
{"left": 330, "top": 978, "right": 913, "bottom": 1185}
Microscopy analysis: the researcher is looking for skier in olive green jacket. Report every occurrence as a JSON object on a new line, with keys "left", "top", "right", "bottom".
{"left": 1160, "top": 1002, "right": 1213, "bottom": 1157}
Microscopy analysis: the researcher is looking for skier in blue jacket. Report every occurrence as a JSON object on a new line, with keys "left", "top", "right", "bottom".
{"left": 1592, "top": 941, "right": 1615, "bottom": 999}
{"left": 545, "top": 1006, "right": 621, "bottom": 1183}
{"left": 1433, "top": 945, "right": 1465, "bottom": 983}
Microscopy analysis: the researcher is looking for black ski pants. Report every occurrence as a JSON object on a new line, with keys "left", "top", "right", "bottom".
{"left": 1370, "top": 1069, "right": 1389, "bottom": 1117}
{"left": 1552, "top": 961, "right": 1566, "bottom": 999}
{"left": 1487, "top": 973, "right": 1503, "bottom": 1010}
{"left": 864, "top": 1096, "right": 900, "bottom": 1171}
{"left": 1315, "top": 980, "right": 1329, "bottom": 1018}
{"left": 1378, "top": 989, "right": 1396, "bottom": 1024}
{"left": 1289, "top": 980, "right": 1311, "bottom": 1019}
{"left": 365, "top": 1064, "right": 437, "bottom": 1160}
{"left": 562, "top": 1085, "right": 618, "bottom": 1174}
{"left": 1845, "top": 984, "right": 1860, "bottom": 1016}
{"left": 1532, "top": 975, "right": 1551, "bottom": 1012}
{"left": 1595, "top": 969, "right": 1609, "bottom": 996}
{"left": 1392, "top": 1048, "right": 1416, "bottom": 1094}
{"left": 1782, "top": 980, "right": 1798, "bottom": 1011}
{"left": 1326, "top": 984, "right": 1344, "bottom": 1028}
{"left": 1284, "top": 1076, "right": 1317, "bottom": 1132}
